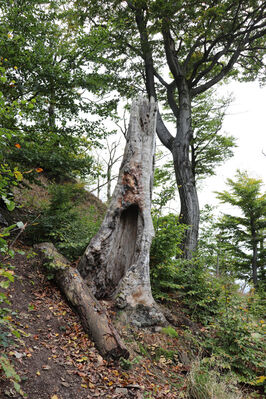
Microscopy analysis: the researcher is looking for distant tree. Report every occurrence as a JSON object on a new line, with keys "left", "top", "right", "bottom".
{"left": 198, "top": 205, "right": 239, "bottom": 279}
{"left": 216, "top": 171, "right": 266, "bottom": 288}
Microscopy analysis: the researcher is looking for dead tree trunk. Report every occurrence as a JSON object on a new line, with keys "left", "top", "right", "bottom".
{"left": 79, "top": 97, "right": 166, "bottom": 327}
{"left": 35, "top": 242, "right": 129, "bottom": 359}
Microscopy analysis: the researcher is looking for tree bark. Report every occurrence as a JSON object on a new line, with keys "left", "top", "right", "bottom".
{"left": 35, "top": 242, "right": 129, "bottom": 359}
{"left": 172, "top": 79, "right": 199, "bottom": 258}
{"left": 251, "top": 224, "right": 258, "bottom": 288}
{"left": 78, "top": 96, "right": 166, "bottom": 327}
{"left": 173, "top": 142, "right": 199, "bottom": 258}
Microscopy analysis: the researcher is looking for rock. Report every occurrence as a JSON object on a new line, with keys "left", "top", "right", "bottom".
{"left": 115, "top": 387, "right": 128, "bottom": 395}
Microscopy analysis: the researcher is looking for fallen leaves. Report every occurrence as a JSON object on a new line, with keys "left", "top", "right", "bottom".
{"left": 3, "top": 247, "right": 187, "bottom": 399}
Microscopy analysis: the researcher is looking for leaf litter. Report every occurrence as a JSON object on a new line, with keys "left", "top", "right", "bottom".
{"left": 1, "top": 245, "right": 187, "bottom": 398}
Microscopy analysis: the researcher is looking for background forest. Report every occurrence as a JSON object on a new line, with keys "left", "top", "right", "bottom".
{"left": 0, "top": 1, "right": 265, "bottom": 398}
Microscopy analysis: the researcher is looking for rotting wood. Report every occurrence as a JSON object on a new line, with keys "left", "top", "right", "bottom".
{"left": 35, "top": 242, "right": 129, "bottom": 360}
{"left": 78, "top": 97, "right": 166, "bottom": 327}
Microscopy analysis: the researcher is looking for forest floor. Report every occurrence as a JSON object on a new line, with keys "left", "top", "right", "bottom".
{"left": 1, "top": 243, "right": 191, "bottom": 399}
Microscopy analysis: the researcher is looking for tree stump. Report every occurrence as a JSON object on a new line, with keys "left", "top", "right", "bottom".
{"left": 78, "top": 97, "right": 166, "bottom": 327}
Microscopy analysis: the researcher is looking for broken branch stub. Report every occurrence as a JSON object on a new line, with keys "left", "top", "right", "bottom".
{"left": 79, "top": 97, "right": 166, "bottom": 327}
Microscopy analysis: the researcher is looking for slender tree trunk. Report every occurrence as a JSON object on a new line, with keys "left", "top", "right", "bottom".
{"left": 78, "top": 97, "right": 166, "bottom": 327}
{"left": 107, "top": 165, "right": 111, "bottom": 201}
{"left": 172, "top": 142, "right": 199, "bottom": 258}
{"left": 251, "top": 228, "right": 258, "bottom": 288}
{"left": 173, "top": 80, "right": 199, "bottom": 258}
{"left": 134, "top": 7, "right": 200, "bottom": 259}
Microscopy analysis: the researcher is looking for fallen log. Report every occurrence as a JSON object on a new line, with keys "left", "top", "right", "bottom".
{"left": 35, "top": 242, "right": 129, "bottom": 360}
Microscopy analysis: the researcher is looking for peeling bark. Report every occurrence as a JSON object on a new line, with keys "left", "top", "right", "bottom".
{"left": 79, "top": 97, "right": 166, "bottom": 327}
{"left": 35, "top": 242, "right": 129, "bottom": 359}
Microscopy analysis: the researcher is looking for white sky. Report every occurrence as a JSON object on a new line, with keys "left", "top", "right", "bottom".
{"left": 92, "top": 80, "right": 266, "bottom": 216}
{"left": 198, "top": 81, "right": 266, "bottom": 214}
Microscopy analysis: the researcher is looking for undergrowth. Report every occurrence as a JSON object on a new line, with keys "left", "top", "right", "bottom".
{"left": 185, "top": 360, "right": 242, "bottom": 399}
{"left": 150, "top": 213, "right": 266, "bottom": 392}
{"left": 0, "top": 164, "right": 26, "bottom": 396}
{"left": 25, "top": 182, "right": 103, "bottom": 260}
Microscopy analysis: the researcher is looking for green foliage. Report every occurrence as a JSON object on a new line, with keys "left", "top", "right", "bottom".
{"left": 198, "top": 205, "right": 240, "bottom": 279}
{"left": 185, "top": 360, "right": 242, "bottom": 399}
{"left": 162, "top": 89, "right": 236, "bottom": 182}
{"left": 150, "top": 212, "right": 225, "bottom": 321}
{"left": 151, "top": 246, "right": 265, "bottom": 384}
{"left": 151, "top": 208, "right": 265, "bottom": 385}
{"left": 152, "top": 154, "right": 177, "bottom": 212}
{"left": 151, "top": 213, "right": 187, "bottom": 266}
{"left": 190, "top": 90, "right": 236, "bottom": 180}
{"left": 119, "top": 356, "right": 141, "bottom": 370}
{"left": 202, "top": 284, "right": 265, "bottom": 385}
{"left": 0, "top": 355, "right": 26, "bottom": 397}
{"left": 0, "top": 0, "right": 117, "bottom": 181}
{"left": 216, "top": 170, "right": 266, "bottom": 287}
{"left": 150, "top": 213, "right": 190, "bottom": 301}
{"left": 27, "top": 183, "right": 103, "bottom": 260}
{"left": 160, "top": 259, "right": 225, "bottom": 322}
{"left": 0, "top": 221, "right": 24, "bottom": 395}
{"left": 0, "top": 144, "right": 25, "bottom": 397}
{"left": 161, "top": 326, "right": 178, "bottom": 338}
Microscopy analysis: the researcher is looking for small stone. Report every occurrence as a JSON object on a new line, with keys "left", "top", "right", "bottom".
{"left": 96, "top": 354, "right": 104, "bottom": 365}
{"left": 42, "top": 365, "right": 51, "bottom": 370}
{"left": 126, "top": 384, "right": 142, "bottom": 389}
{"left": 13, "top": 351, "right": 23, "bottom": 359}
{"left": 115, "top": 387, "right": 128, "bottom": 395}
{"left": 153, "top": 326, "right": 162, "bottom": 333}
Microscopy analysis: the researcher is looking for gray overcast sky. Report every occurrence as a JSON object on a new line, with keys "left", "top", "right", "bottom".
{"left": 198, "top": 81, "right": 266, "bottom": 213}
{"left": 95, "top": 80, "right": 265, "bottom": 213}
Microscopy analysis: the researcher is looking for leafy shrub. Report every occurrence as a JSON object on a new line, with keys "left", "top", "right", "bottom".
{"left": 150, "top": 212, "right": 265, "bottom": 386}
{"left": 150, "top": 213, "right": 187, "bottom": 266}
{"left": 161, "top": 326, "right": 179, "bottom": 338}
{"left": 151, "top": 256, "right": 224, "bottom": 323}
{"left": 27, "top": 183, "right": 103, "bottom": 260}
{"left": 203, "top": 285, "right": 266, "bottom": 385}
{"left": 0, "top": 165, "right": 25, "bottom": 396}
{"left": 7, "top": 132, "right": 95, "bottom": 182}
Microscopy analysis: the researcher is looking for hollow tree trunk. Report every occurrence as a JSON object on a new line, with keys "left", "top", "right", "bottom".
{"left": 35, "top": 242, "right": 129, "bottom": 359}
{"left": 79, "top": 97, "right": 166, "bottom": 327}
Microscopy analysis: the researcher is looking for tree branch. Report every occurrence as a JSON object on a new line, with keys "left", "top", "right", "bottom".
{"left": 156, "top": 111, "right": 174, "bottom": 151}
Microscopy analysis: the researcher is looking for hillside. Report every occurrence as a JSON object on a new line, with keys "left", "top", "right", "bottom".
{"left": 0, "top": 180, "right": 264, "bottom": 399}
